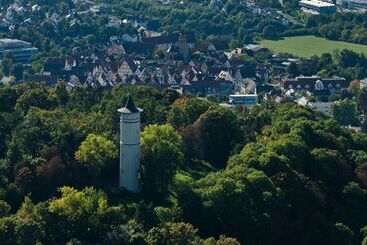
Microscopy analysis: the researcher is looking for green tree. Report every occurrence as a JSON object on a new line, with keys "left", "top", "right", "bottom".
{"left": 0, "top": 197, "right": 46, "bottom": 245}
{"left": 167, "top": 98, "right": 211, "bottom": 129}
{"left": 0, "top": 215, "right": 44, "bottom": 245}
{"left": 134, "top": 201, "right": 157, "bottom": 229}
{"left": 0, "top": 200, "right": 10, "bottom": 218}
{"left": 348, "top": 80, "right": 360, "bottom": 96}
{"left": 48, "top": 186, "right": 122, "bottom": 242}
{"left": 311, "top": 148, "right": 343, "bottom": 184}
{"left": 332, "top": 99, "right": 360, "bottom": 126}
{"left": 262, "top": 25, "right": 281, "bottom": 39}
{"left": 0, "top": 87, "right": 17, "bottom": 112}
{"left": 194, "top": 166, "right": 283, "bottom": 244}
{"left": 141, "top": 124, "right": 183, "bottom": 199}
{"left": 215, "top": 235, "right": 241, "bottom": 245}
{"left": 12, "top": 63, "right": 24, "bottom": 81}
{"left": 361, "top": 226, "right": 367, "bottom": 245}
{"left": 104, "top": 220, "right": 145, "bottom": 245}
{"left": 75, "top": 133, "right": 118, "bottom": 176}
{"left": 287, "top": 62, "right": 299, "bottom": 77}
{"left": 52, "top": 82, "right": 70, "bottom": 106}
{"left": 229, "top": 40, "right": 241, "bottom": 50}
{"left": 193, "top": 107, "right": 242, "bottom": 168}
{"left": 12, "top": 108, "right": 51, "bottom": 157}
{"left": 15, "top": 87, "right": 53, "bottom": 114}
{"left": 334, "top": 222, "right": 355, "bottom": 245}
{"left": 360, "top": 89, "right": 367, "bottom": 122}
{"left": 146, "top": 222, "right": 202, "bottom": 245}
{"left": 1, "top": 58, "right": 13, "bottom": 77}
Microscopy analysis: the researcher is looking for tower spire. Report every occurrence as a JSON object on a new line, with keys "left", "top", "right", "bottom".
{"left": 118, "top": 94, "right": 142, "bottom": 114}
{"left": 124, "top": 94, "right": 139, "bottom": 113}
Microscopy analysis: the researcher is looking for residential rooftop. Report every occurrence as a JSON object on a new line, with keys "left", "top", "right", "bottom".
{"left": 0, "top": 38, "right": 33, "bottom": 49}
{"left": 299, "top": 0, "right": 336, "bottom": 7}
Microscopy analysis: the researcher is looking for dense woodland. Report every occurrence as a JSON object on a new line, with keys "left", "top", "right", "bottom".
{"left": 284, "top": 49, "right": 367, "bottom": 81}
{"left": 0, "top": 83, "right": 366, "bottom": 244}
{"left": 304, "top": 13, "right": 367, "bottom": 45}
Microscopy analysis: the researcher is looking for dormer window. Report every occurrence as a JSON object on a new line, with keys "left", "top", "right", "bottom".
{"left": 315, "top": 80, "right": 324, "bottom": 90}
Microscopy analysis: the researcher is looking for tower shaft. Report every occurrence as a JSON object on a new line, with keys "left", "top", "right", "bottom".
{"left": 120, "top": 113, "right": 141, "bottom": 192}
{"left": 117, "top": 95, "right": 143, "bottom": 192}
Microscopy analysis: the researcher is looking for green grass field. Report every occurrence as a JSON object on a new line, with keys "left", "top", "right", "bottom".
{"left": 259, "top": 35, "right": 367, "bottom": 57}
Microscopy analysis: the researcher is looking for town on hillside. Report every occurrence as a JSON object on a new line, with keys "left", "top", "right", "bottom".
{"left": 0, "top": 0, "right": 366, "bottom": 128}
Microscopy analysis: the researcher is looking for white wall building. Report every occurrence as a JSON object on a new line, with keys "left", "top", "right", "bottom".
{"left": 361, "top": 78, "right": 367, "bottom": 90}
{"left": 118, "top": 95, "right": 143, "bottom": 192}
{"left": 299, "top": 0, "right": 337, "bottom": 14}
{"left": 297, "top": 97, "right": 333, "bottom": 115}
{"left": 0, "top": 38, "right": 38, "bottom": 63}
{"left": 229, "top": 94, "right": 258, "bottom": 106}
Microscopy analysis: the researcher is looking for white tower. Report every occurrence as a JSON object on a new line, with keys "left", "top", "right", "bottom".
{"left": 117, "top": 95, "right": 143, "bottom": 192}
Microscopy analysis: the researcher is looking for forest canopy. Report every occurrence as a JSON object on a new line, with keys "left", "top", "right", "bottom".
{"left": 0, "top": 83, "right": 366, "bottom": 244}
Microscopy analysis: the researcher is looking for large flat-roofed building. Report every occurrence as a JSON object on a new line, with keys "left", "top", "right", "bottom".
{"left": 229, "top": 94, "right": 258, "bottom": 106}
{"left": 0, "top": 39, "right": 38, "bottom": 63}
{"left": 282, "top": 76, "right": 349, "bottom": 94}
{"left": 299, "top": 0, "right": 337, "bottom": 14}
{"left": 337, "top": 0, "right": 367, "bottom": 10}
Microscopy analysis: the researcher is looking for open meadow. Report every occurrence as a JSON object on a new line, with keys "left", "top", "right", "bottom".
{"left": 259, "top": 35, "right": 367, "bottom": 57}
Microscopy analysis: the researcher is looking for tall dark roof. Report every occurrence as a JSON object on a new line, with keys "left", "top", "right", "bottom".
{"left": 123, "top": 55, "right": 138, "bottom": 72}
{"left": 123, "top": 42, "right": 154, "bottom": 55}
{"left": 211, "top": 40, "right": 229, "bottom": 51}
{"left": 118, "top": 95, "right": 142, "bottom": 114}
{"left": 126, "top": 95, "right": 139, "bottom": 113}
{"left": 142, "top": 32, "right": 195, "bottom": 45}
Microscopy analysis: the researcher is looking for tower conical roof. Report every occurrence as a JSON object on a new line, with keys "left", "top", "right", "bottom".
{"left": 118, "top": 95, "right": 142, "bottom": 114}
{"left": 125, "top": 95, "right": 139, "bottom": 113}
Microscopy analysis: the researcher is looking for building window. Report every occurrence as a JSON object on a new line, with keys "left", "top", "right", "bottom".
{"left": 315, "top": 80, "right": 324, "bottom": 90}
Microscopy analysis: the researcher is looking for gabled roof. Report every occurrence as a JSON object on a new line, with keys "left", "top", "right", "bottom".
{"left": 207, "top": 40, "right": 229, "bottom": 51}
{"left": 142, "top": 32, "right": 195, "bottom": 45}
{"left": 123, "top": 42, "right": 154, "bottom": 55}
{"left": 27, "top": 75, "right": 59, "bottom": 84}
{"left": 184, "top": 78, "right": 233, "bottom": 89}
{"left": 123, "top": 55, "right": 138, "bottom": 72}
{"left": 282, "top": 76, "right": 349, "bottom": 91}
{"left": 245, "top": 44, "right": 267, "bottom": 53}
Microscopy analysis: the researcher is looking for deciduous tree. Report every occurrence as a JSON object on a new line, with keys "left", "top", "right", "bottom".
{"left": 75, "top": 133, "right": 117, "bottom": 177}
{"left": 141, "top": 124, "right": 183, "bottom": 199}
